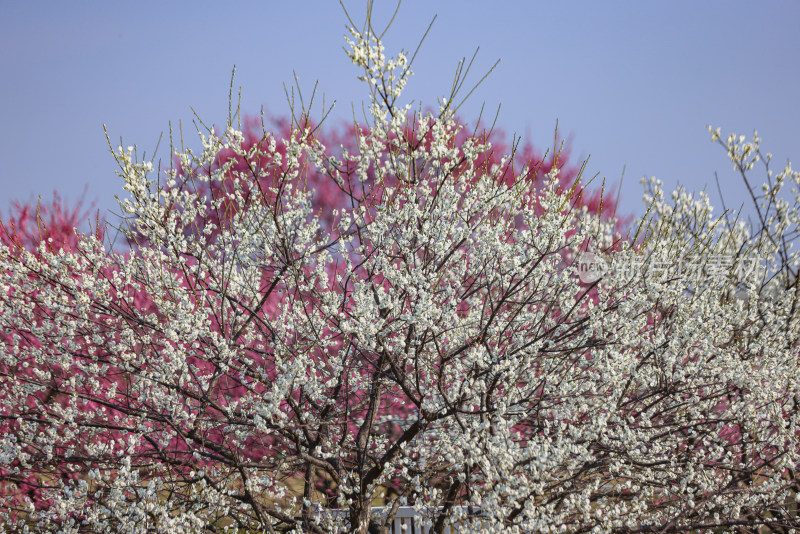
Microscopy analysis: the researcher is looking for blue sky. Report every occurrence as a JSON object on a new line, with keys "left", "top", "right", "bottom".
{"left": 1, "top": 1, "right": 798, "bottom": 224}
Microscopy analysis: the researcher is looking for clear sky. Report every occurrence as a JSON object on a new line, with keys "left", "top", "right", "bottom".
{"left": 1, "top": 1, "right": 798, "bottom": 224}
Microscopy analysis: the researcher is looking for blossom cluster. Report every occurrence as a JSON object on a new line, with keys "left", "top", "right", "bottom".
{"left": 0, "top": 11, "right": 799, "bottom": 534}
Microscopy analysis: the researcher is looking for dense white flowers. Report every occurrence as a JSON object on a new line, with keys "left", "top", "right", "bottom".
{"left": 1, "top": 9, "right": 799, "bottom": 534}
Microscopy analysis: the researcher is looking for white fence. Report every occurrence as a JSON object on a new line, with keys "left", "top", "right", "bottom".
{"left": 313, "top": 505, "right": 486, "bottom": 533}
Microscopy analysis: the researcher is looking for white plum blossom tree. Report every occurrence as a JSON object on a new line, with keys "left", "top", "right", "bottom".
{"left": 1, "top": 6, "right": 800, "bottom": 534}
